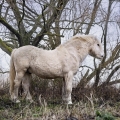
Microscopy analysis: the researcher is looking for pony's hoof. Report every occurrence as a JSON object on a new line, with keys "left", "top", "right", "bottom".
{"left": 62, "top": 100, "right": 72, "bottom": 104}
{"left": 26, "top": 98, "right": 34, "bottom": 103}
{"left": 16, "top": 99, "right": 20, "bottom": 103}
{"left": 29, "top": 99, "right": 34, "bottom": 103}
{"left": 67, "top": 101, "right": 72, "bottom": 105}
{"left": 10, "top": 97, "right": 20, "bottom": 103}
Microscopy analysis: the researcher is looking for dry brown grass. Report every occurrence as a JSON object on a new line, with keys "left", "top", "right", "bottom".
{"left": 0, "top": 77, "right": 120, "bottom": 120}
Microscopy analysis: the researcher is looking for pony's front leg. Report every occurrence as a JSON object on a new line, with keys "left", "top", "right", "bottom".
{"left": 62, "top": 71, "right": 73, "bottom": 104}
{"left": 11, "top": 71, "right": 24, "bottom": 103}
{"left": 22, "top": 73, "right": 33, "bottom": 103}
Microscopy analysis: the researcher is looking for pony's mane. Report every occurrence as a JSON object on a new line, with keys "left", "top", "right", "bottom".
{"left": 58, "top": 35, "right": 98, "bottom": 50}
{"left": 68, "top": 35, "right": 96, "bottom": 44}
{"left": 69, "top": 35, "right": 96, "bottom": 43}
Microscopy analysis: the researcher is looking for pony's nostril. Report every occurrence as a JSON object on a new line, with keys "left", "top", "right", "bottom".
{"left": 101, "top": 55, "right": 104, "bottom": 57}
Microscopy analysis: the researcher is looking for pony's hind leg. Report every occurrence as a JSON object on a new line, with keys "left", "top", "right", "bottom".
{"left": 22, "top": 73, "right": 33, "bottom": 103}
{"left": 62, "top": 71, "right": 73, "bottom": 104}
{"left": 11, "top": 71, "right": 24, "bottom": 103}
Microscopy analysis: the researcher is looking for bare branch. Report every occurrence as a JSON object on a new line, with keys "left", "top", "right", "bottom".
{"left": 18, "top": 0, "right": 25, "bottom": 33}
{"left": 0, "top": 38, "right": 12, "bottom": 55}
{"left": 0, "top": 17, "right": 22, "bottom": 46}
{"left": 0, "top": 71, "right": 9, "bottom": 74}
{"left": 102, "top": 0, "right": 113, "bottom": 63}
{"left": 108, "top": 79, "right": 120, "bottom": 86}
{"left": 85, "top": 0, "right": 102, "bottom": 34}
{"left": 32, "top": 0, "right": 69, "bottom": 46}
{"left": 104, "top": 65, "right": 120, "bottom": 85}
{"left": 6, "top": 0, "right": 26, "bottom": 38}
{"left": 0, "top": 0, "right": 4, "bottom": 16}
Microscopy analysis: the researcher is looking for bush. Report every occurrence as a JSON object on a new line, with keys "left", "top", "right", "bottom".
{"left": 96, "top": 110, "right": 115, "bottom": 120}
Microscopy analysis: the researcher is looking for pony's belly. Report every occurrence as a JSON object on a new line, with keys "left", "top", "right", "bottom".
{"left": 28, "top": 63, "right": 63, "bottom": 79}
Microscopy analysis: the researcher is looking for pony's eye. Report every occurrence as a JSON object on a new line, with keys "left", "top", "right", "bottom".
{"left": 97, "top": 44, "right": 99, "bottom": 46}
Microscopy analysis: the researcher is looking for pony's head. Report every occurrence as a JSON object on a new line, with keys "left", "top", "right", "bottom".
{"left": 88, "top": 36, "right": 104, "bottom": 59}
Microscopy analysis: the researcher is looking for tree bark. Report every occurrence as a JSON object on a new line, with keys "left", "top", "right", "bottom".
{"left": 0, "top": 38, "right": 12, "bottom": 55}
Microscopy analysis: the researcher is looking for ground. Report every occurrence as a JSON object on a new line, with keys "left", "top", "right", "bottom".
{"left": 0, "top": 88, "right": 120, "bottom": 120}
{"left": 0, "top": 77, "right": 120, "bottom": 120}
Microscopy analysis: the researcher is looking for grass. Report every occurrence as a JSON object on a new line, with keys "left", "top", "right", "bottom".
{"left": 96, "top": 110, "right": 115, "bottom": 120}
{"left": 0, "top": 78, "right": 120, "bottom": 120}
{"left": 0, "top": 93, "right": 120, "bottom": 120}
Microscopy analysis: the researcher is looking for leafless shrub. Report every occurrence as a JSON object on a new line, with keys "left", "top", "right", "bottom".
{"left": 0, "top": 76, "right": 9, "bottom": 96}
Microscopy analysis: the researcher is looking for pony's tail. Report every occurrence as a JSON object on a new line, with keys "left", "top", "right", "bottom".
{"left": 9, "top": 49, "right": 16, "bottom": 95}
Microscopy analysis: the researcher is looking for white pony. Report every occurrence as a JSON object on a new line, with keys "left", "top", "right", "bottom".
{"left": 9, "top": 35, "right": 104, "bottom": 104}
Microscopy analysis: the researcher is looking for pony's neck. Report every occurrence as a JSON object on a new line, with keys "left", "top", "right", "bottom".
{"left": 77, "top": 47, "right": 89, "bottom": 63}
{"left": 65, "top": 39, "right": 91, "bottom": 62}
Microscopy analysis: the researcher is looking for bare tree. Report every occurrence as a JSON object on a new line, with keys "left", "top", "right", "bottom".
{"left": 0, "top": 0, "right": 120, "bottom": 89}
{"left": 0, "top": 0, "right": 69, "bottom": 54}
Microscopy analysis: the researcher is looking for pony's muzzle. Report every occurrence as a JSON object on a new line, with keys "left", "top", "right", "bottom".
{"left": 101, "top": 55, "right": 104, "bottom": 58}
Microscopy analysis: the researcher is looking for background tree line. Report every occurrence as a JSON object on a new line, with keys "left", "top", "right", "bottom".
{"left": 0, "top": 0, "right": 120, "bottom": 90}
